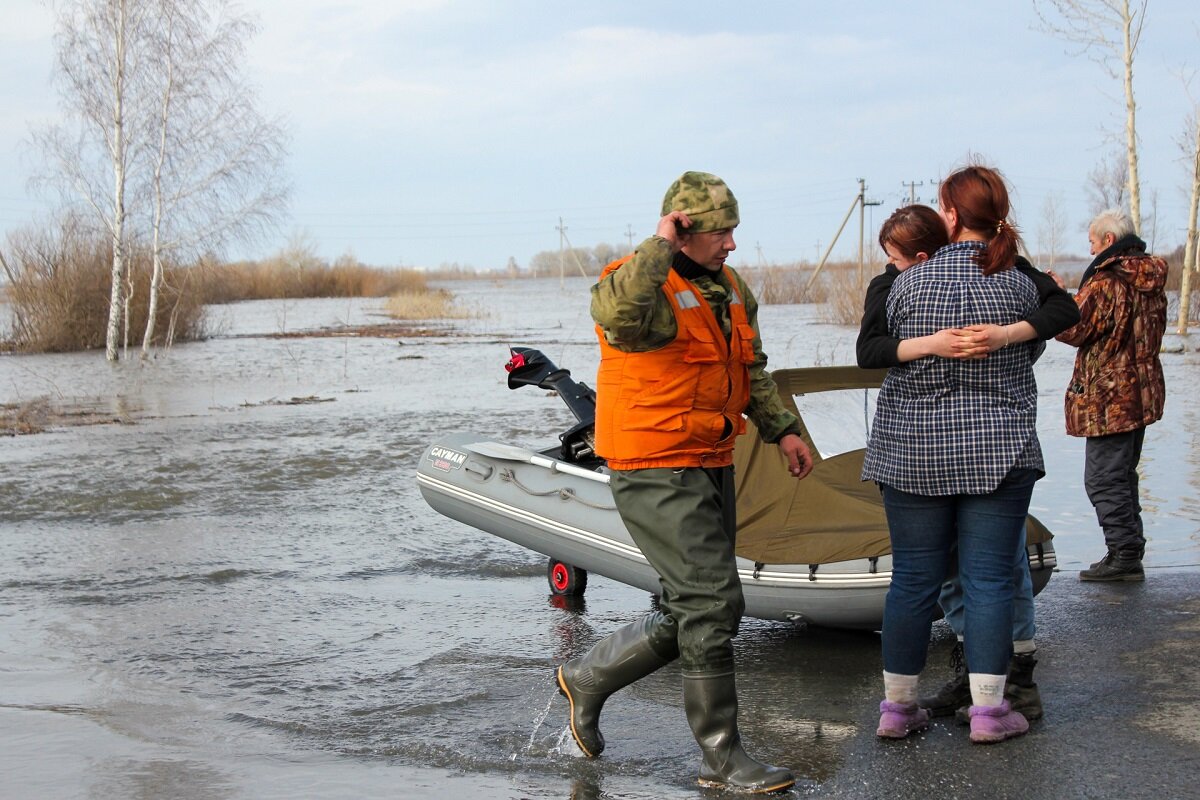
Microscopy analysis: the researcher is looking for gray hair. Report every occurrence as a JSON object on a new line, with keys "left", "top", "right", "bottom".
{"left": 1089, "top": 208, "right": 1135, "bottom": 241}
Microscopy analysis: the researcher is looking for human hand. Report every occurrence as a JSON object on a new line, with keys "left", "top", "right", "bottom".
{"left": 778, "top": 433, "right": 813, "bottom": 480}
{"left": 950, "top": 325, "right": 1002, "bottom": 359}
{"left": 1046, "top": 269, "right": 1065, "bottom": 290}
{"left": 656, "top": 211, "right": 692, "bottom": 252}
{"left": 923, "top": 328, "right": 988, "bottom": 359}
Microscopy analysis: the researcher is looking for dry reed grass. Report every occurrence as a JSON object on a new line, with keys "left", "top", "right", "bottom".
{"left": 385, "top": 289, "right": 475, "bottom": 320}
{"left": 0, "top": 223, "right": 473, "bottom": 353}
{"left": 815, "top": 266, "right": 874, "bottom": 325}
{"left": 746, "top": 263, "right": 815, "bottom": 305}
{"left": 0, "top": 398, "right": 51, "bottom": 435}
{"left": 200, "top": 252, "right": 430, "bottom": 303}
{"left": 743, "top": 259, "right": 875, "bottom": 326}
{"left": 1, "top": 218, "right": 205, "bottom": 353}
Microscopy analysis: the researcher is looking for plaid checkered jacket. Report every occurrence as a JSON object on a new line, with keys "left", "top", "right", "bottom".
{"left": 862, "top": 241, "right": 1044, "bottom": 495}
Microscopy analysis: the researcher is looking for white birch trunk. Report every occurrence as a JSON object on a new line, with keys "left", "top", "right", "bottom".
{"left": 143, "top": 23, "right": 174, "bottom": 358}
{"left": 1178, "top": 116, "right": 1200, "bottom": 336}
{"left": 104, "top": 0, "right": 130, "bottom": 362}
{"left": 1121, "top": 0, "right": 1142, "bottom": 234}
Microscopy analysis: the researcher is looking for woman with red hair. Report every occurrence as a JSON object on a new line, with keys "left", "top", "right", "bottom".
{"left": 862, "top": 165, "right": 1047, "bottom": 745}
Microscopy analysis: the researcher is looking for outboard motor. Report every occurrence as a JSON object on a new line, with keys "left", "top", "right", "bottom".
{"left": 504, "top": 347, "right": 598, "bottom": 463}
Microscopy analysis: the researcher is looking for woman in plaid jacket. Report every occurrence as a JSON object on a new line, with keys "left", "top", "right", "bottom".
{"left": 863, "top": 165, "right": 1043, "bottom": 745}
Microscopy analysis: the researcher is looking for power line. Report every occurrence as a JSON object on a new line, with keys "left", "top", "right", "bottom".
{"left": 901, "top": 180, "right": 924, "bottom": 204}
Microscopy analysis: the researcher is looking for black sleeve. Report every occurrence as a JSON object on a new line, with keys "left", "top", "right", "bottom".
{"left": 856, "top": 268, "right": 901, "bottom": 369}
{"left": 1015, "top": 258, "right": 1081, "bottom": 340}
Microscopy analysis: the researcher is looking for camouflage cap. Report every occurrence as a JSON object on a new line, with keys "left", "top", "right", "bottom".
{"left": 661, "top": 171, "right": 740, "bottom": 233}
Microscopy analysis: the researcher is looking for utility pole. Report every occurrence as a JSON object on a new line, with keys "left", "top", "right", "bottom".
{"left": 556, "top": 217, "right": 590, "bottom": 287}
{"left": 806, "top": 184, "right": 860, "bottom": 292}
{"left": 557, "top": 217, "right": 567, "bottom": 288}
{"left": 928, "top": 178, "right": 942, "bottom": 206}
{"left": 625, "top": 224, "right": 635, "bottom": 249}
{"left": 755, "top": 242, "right": 766, "bottom": 267}
{"left": 902, "top": 179, "right": 924, "bottom": 204}
{"left": 858, "top": 179, "right": 883, "bottom": 286}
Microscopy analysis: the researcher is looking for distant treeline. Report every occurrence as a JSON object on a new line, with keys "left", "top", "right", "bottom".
{"left": 3, "top": 229, "right": 1193, "bottom": 353}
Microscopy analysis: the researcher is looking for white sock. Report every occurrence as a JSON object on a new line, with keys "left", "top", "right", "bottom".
{"left": 969, "top": 673, "right": 1007, "bottom": 707}
{"left": 1013, "top": 640, "right": 1036, "bottom": 656}
{"left": 883, "top": 671, "right": 919, "bottom": 704}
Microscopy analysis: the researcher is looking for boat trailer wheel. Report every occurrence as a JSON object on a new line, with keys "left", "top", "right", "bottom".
{"left": 548, "top": 559, "right": 588, "bottom": 596}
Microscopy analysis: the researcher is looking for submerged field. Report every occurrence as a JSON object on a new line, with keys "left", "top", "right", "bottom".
{"left": 1, "top": 276, "right": 1198, "bottom": 798}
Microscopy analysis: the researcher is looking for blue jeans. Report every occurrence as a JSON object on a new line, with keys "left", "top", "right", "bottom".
{"left": 880, "top": 469, "right": 1039, "bottom": 677}
{"left": 939, "top": 528, "right": 1036, "bottom": 643}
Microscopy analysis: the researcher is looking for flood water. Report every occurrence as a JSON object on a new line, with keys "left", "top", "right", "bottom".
{"left": 2, "top": 276, "right": 1198, "bottom": 799}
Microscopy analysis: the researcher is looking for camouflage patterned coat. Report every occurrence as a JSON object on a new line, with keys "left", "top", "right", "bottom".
{"left": 1055, "top": 238, "right": 1167, "bottom": 438}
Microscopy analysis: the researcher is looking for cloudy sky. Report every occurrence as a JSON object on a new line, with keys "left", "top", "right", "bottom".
{"left": 1, "top": 1, "right": 1197, "bottom": 270}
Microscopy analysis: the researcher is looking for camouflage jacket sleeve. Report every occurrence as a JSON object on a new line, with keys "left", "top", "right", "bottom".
{"left": 1056, "top": 272, "right": 1119, "bottom": 349}
{"left": 730, "top": 269, "right": 803, "bottom": 444}
{"left": 589, "top": 236, "right": 678, "bottom": 351}
{"left": 1017, "top": 260, "right": 1081, "bottom": 340}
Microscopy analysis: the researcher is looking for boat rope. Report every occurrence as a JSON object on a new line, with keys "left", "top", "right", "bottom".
{"left": 499, "top": 468, "right": 617, "bottom": 511}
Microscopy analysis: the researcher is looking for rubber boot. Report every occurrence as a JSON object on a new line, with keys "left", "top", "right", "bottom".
{"left": 682, "top": 671, "right": 795, "bottom": 794}
{"left": 556, "top": 612, "right": 678, "bottom": 758}
{"left": 919, "top": 640, "right": 969, "bottom": 718}
{"left": 1004, "top": 652, "right": 1044, "bottom": 721}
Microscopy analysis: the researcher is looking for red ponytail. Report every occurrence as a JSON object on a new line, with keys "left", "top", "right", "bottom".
{"left": 939, "top": 165, "right": 1024, "bottom": 276}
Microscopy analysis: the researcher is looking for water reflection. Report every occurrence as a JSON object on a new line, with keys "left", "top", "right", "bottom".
{"left": 90, "top": 759, "right": 235, "bottom": 800}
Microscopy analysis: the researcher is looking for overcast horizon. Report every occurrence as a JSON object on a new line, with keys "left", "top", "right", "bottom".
{"left": 2, "top": 1, "right": 1198, "bottom": 272}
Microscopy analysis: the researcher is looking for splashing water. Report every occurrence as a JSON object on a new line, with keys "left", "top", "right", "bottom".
{"left": 521, "top": 694, "right": 558, "bottom": 757}
{"left": 554, "top": 726, "right": 587, "bottom": 757}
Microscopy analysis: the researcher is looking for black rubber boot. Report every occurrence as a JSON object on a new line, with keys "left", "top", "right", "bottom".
{"left": 682, "top": 671, "right": 795, "bottom": 794}
{"left": 1004, "top": 652, "right": 1044, "bottom": 721}
{"left": 556, "top": 612, "right": 678, "bottom": 758}
{"left": 919, "top": 641, "right": 970, "bottom": 718}
{"left": 1080, "top": 551, "right": 1144, "bottom": 582}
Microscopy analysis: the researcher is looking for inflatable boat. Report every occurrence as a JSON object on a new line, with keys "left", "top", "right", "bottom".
{"left": 416, "top": 348, "right": 1056, "bottom": 630}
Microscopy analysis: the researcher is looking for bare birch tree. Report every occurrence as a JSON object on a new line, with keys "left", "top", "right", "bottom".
{"left": 32, "top": 0, "right": 153, "bottom": 362}
{"left": 1035, "top": 0, "right": 1148, "bottom": 233}
{"left": 141, "top": 0, "right": 288, "bottom": 354}
{"left": 1178, "top": 108, "right": 1200, "bottom": 335}
{"left": 33, "top": 0, "right": 288, "bottom": 360}
{"left": 1037, "top": 192, "right": 1070, "bottom": 269}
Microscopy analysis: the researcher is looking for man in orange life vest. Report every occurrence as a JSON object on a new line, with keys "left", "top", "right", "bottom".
{"left": 555, "top": 171, "right": 813, "bottom": 793}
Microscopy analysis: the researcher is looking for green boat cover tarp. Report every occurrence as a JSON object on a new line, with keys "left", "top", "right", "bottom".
{"left": 733, "top": 365, "right": 1053, "bottom": 566}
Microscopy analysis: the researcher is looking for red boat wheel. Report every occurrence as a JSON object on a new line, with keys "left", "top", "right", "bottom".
{"left": 547, "top": 559, "right": 588, "bottom": 596}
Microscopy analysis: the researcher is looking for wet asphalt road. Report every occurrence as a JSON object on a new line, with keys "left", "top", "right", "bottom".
{"left": 769, "top": 567, "right": 1200, "bottom": 800}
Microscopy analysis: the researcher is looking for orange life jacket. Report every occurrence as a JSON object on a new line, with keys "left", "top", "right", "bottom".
{"left": 594, "top": 257, "right": 755, "bottom": 470}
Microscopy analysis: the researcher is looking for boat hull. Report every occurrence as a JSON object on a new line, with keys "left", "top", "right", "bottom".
{"left": 417, "top": 433, "right": 1057, "bottom": 630}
